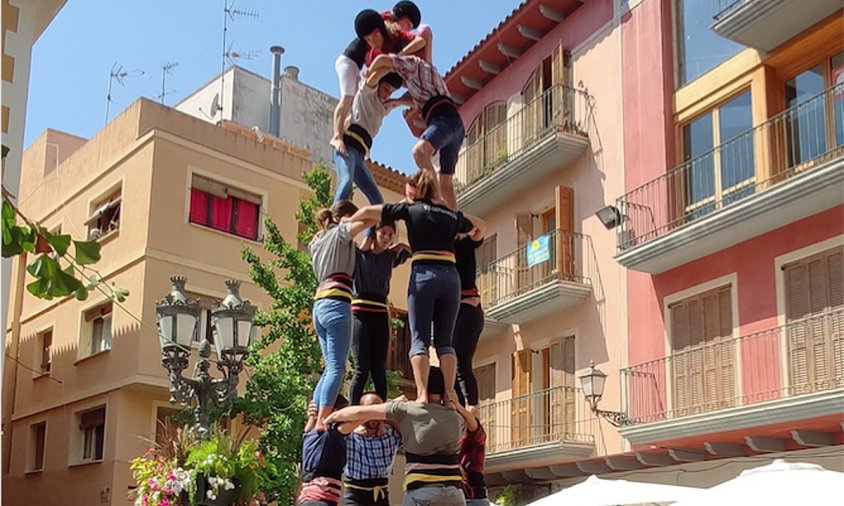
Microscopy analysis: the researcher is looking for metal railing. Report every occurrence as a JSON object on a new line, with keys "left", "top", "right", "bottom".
{"left": 477, "top": 229, "right": 592, "bottom": 311}
{"left": 476, "top": 386, "right": 596, "bottom": 454}
{"left": 620, "top": 309, "right": 844, "bottom": 424}
{"left": 617, "top": 83, "right": 844, "bottom": 251}
{"left": 454, "top": 84, "right": 592, "bottom": 192}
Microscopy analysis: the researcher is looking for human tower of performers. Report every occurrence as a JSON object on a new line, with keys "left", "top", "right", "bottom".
{"left": 297, "top": 3, "right": 491, "bottom": 506}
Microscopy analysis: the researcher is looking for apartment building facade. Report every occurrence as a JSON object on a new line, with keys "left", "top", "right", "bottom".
{"left": 613, "top": 0, "right": 843, "bottom": 487}
{"left": 1, "top": 99, "right": 410, "bottom": 506}
{"left": 444, "top": 0, "right": 628, "bottom": 495}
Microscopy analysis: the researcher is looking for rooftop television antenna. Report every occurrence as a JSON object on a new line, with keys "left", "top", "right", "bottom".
{"left": 105, "top": 62, "right": 144, "bottom": 125}
{"left": 157, "top": 61, "right": 179, "bottom": 105}
{"left": 219, "top": 1, "right": 259, "bottom": 114}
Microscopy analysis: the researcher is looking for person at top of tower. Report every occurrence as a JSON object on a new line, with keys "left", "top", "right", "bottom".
{"left": 349, "top": 221, "right": 410, "bottom": 404}
{"left": 332, "top": 71, "right": 404, "bottom": 206}
{"left": 348, "top": 170, "right": 485, "bottom": 406}
{"left": 309, "top": 200, "right": 377, "bottom": 431}
{"left": 330, "top": 9, "right": 425, "bottom": 157}
{"left": 342, "top": 392, "right": 403, "bottom": 506}
{"left": 380, "top": 1, "right": 433, "bottom": 63}
{"left": 326, "top": 367, "right": 468, "bottom": 506}
{"left": 365, "top": 53, "right": 463, "bottom": 210}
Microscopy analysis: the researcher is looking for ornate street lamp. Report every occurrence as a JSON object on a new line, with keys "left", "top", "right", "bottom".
{"left": 579, "top": 361, "right": 630, "bottom": 428}
{"left": 155, "top": 277, "right": 256, "bottom": 438}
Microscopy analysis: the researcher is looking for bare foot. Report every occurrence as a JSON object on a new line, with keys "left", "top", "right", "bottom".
{"left": 415, "top": 389, "right": 429, "bottom": 405}
{"left": 329, "top": 136, "right": 347, "bottom": 156}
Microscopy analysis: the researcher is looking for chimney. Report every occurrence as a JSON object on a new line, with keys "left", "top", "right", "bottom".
{"left": 283, "top": 65, "right": 300, "bottom": 81}
{"left": 269, "top": 45, "right": 285, "bottom": 137}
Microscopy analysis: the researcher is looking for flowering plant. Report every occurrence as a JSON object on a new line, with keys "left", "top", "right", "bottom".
{"left": 130, "top": 424, "right": 273, "bottom": 506}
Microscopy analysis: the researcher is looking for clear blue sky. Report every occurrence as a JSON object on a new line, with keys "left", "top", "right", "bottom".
{"left": 25, "top": 1, "right": 518, "bottom": 173}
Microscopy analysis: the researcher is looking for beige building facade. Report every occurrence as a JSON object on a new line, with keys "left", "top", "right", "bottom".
{"left": 2, "top": 98, "right": 409, "bottom": 506}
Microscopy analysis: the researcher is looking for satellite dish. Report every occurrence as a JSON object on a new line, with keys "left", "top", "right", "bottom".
{"left": 210, "top": 93, "right": 221, "bottom": 117}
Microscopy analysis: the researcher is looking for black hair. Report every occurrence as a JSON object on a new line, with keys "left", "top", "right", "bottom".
{"left": 379, "top": 72, "right": 404, "bottom": 89}
{"left": 427, "top": 366, "right": 445, "bottom": 397}
{"left": 355, "top": 9, "right": 388, "bottom": 40}
{"left": 392, "top": 1, "right": 421, "bottom": 28}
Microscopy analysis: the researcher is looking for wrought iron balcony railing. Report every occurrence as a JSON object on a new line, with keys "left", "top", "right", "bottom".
{"left": 477, "top": 229, "right": 592, "bottom": 311}
{"left": 476, "top": 385, "right": 596, "bottom": 454}
{"left": 617, "top": 83, "right": 844, "bottom": 252}
{"left": 621, "top": 309, "right": 844, "bottom": 424}
{"left": 454, "top": 84, "right": 592, "bottom": 192}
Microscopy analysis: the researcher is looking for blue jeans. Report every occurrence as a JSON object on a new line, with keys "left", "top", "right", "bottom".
{"left": 312, "top": 299, "right": 353, "bottom": 408}
{"left": 421, "top": 114, "right": 465, "bottom": 175}
{"left": 333, "top": 147, "right": 384, "bottom": 205}
{"left": 407, "top": 264, "right": 460, "bottom": 358}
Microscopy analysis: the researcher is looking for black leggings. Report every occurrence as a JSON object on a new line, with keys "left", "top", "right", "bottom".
{"left": 454, "top": 303, "right": 484, "bottom": 406}
{"left": 350, "top": 310, "right": 390, "bottom": 404}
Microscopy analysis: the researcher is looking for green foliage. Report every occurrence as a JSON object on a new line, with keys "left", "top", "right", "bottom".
{"left": 494, "top": 485, "right": 518, "bottom": 506}
{"left": 233, "top": 163, "right": 333, "bottom": 504}
{"left": 1, "top": 174, "right": 128, "bottom": 303}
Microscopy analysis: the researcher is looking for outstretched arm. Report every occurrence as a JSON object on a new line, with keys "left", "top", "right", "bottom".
{"left": 304, "top": 400, "right": 317, "bottom": 432}
{"left": 365, "top": 55, "right": 395, "bottom": 87}
{"left": 399, "top": 35, "right": 426, "bottom": 57}
{"left": 324, "top": 404, "right": 389, "bottom": 426}
{"left": 452, "top": 400, "right": 479, "bottom": 432}
{"left": 464, "top": 214, "right": 487, "bottom": 242}
{"left": 349, "top": 204, "right": 384, "bottom": 225}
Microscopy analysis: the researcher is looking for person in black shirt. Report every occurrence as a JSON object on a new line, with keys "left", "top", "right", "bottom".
{"left": 350, "top": 221, "right": 411, "bottom": 404}
{"left": 453, "top": 224, "right": 487, "bottom": 408}
{"left": 349, "top": 170, "right": 485, "bottom": 405}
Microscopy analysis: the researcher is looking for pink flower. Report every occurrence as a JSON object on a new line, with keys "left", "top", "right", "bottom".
{"left": 160, "top": 499, "right": 170, "bottom": 506}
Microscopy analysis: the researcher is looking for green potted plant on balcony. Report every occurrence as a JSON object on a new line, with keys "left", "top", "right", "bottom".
{"left": 130, "top": 424, "right": 273, "bottom": 506}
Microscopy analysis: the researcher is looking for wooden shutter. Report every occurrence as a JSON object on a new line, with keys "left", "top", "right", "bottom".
{"left": 555, "top": 186, "right": 575, "bottom": 278}
{"left": 484, "top": 103, "right": 508, "bottom": 169}
{"left": 670, "top": 285, "right": 734, "bottom": 416}
{"left": 476, "top": 234, "right": 497, "bottom": 307}
{"left": 475, "top": 363, "right": 497, "bottom": 450}
{"left": 512, "top": 350, "right": 532, "bottom": 446}
{"left": 515, "top": 213, "right": 533, "bottom": 297}
{"left": 784, "top": 246, "right": 844, "bottom": 392}
{"left": 522, "top": 70, "right": 541, "bottom": 144}
{"left": 547, "top": 336, "right": 575, "bottom": 438}
{"left": 465, "top": 119, "right": 483, "bottom": 181}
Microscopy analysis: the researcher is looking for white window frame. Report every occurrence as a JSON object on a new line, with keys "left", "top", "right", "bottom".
{"left": 185, "top": 166, "right": 269, "bottom": 243}
{"left": 74, "top": 405, "right": 106, "bottom": 465}
{"left": 27, "top": 420, "right": 47, "bottom": 473}
{"left": 85, "top": 184, "right": 122, "bottom": 241}
{"left": 79, "top": 302, "right": 113, "bottom": 359}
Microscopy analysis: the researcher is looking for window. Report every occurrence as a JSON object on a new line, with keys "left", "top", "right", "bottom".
{"left": 78, "top": 407, "right": 105, "bottom": 462}
{"left": 832, "top": 52, "right": 844, "bottom": 148}
{"left": 676, "top": 0, "right": 743, "bottom": 85}
{"left": 464, "top": 103, "right": 508, "bottom": 180}
{"left": 681, "top": 91, "right": 754, "bottom": 219}
{"left": 521, "top": 47, "right": 571, "bottom": 143}
{"left": 669, "top": 285, "right": 735, "bottom": 415}
{"left": 84, "top": 304, "right": 113, "bottom": 355}
{"left": 86, "top": 190, "right": 121, "bottom": 240}
{"left": 189, "top": 174, "right": 261, "bottom": 241}
{"left": 474, "top": 363, "right": 497, "bottom": 449}
{"left": 37, "top": 329, "right": 52, "bottom": 374}
{"left": 784, "top": 246, "right": 843, "bottom": 391}
{"left": 475, "top": 234, "right": 497, "bottom": 307}
{"left": 28, "top": 422, "right": 46, "bottom": 472}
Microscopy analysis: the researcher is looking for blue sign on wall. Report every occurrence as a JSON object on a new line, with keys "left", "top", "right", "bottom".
{"left": 527, "top": 235, "right": 550, "bottom": 268}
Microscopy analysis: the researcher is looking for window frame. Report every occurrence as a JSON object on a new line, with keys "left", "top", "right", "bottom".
{"left": 80, "top": 302, "right": 113, "bottom": 358}
{"left": 37, "top": 328, "right": 53, "bottom": 375}
{"left": 188, "top": 173, "right": 264, "bottom": 242}
{"left": 86, "top": 187, "right": 122, "bottom": 241}
{"left": 75, "top": 406, "right": 106, "bottom": 465}
{"left": 27, "top": 421, "right": 47, "bottom": 473}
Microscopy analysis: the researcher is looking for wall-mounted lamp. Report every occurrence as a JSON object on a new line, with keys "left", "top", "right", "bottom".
{"left": 595, "top": 205, "right": 624, "bottom": 230}
{"left": 579, "top": 361, "right": 631, "bottom": 428}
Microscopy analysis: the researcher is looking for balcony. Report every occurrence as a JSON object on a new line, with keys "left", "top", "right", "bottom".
{"left": 478, "top": 386, "right": 599, "bottom": 478}
{"left": 478, "top": 229, "right": 593, "bottom": 325}
{"left": 711, "top": 0, "right": 843, "bottom": 52}
{"left": 454, "top": 84, "right": 592, "bottom": 215}
{"left": 616, "top": 84, "right": 844, "bottom": 273}
{"left": 620, "top": 309, "right": 844, "bottom": 445}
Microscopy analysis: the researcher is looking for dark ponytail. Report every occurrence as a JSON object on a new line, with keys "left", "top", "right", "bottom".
{"left": 315, "top": 199, "right": 359, "bottom": 233}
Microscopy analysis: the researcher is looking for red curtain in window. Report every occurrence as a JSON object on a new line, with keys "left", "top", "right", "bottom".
{"left": 189, "top": 189, "right": 209, "bottom": 225}
{"left": 234, "top": 199, "right": 259, "bottom": 240}
{"left": 211, "top": 195, "right": 233, "bottom": 232}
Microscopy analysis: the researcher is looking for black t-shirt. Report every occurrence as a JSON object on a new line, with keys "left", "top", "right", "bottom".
{"left": 455, "top": 236, "right": 482, "bottom": 291}
{"left": 381, "top": 200, "right": 473, "bottom": 253}
{"left": 353, "top": 247, "right": 411, "bottom": 299}
{"left": 343, "top": 38, "right": 368, "bottom": 69}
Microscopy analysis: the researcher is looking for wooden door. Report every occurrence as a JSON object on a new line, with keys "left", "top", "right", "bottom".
{"left": 511, "top": 349, "right": 532, "bottom": 447}
{"left": 555, "top": 186, "right": 575, "bottom": 279}
{"left": 475, "top": 363, "right": 497, "bottom": 450}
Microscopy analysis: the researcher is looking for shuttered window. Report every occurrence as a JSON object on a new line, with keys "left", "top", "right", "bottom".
{"left": 784, "top": 246, "right": 844, "bottom": 393}
{"left": 545, "top": 337, "right": 576, "bottom": 440}
{"left": 669, "top": 285, "right": 735, "bottom": 416}
{"left": 511, "top": 349, "right": 532, "bottom": 445}
{"left": 474, "top": 363, "right": 497, "bottom": 449}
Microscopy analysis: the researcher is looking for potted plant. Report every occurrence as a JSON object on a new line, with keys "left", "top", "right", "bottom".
{"left": 130, "top": 424, "right": 272, "bottom": 506}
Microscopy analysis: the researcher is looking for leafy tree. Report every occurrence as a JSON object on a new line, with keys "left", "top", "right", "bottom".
{"left": 233, "top": 164, "right": 331, "bottom": 503}
{"left": 1, "top": 145, "right": 128, "bottom": 302}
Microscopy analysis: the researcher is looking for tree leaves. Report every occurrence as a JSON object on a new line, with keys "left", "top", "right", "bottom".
{"left": 25, "top": 254, "right": 83, "bottom": 298}
{"left": 73, "top": 239, "right": 101, "bottom": 265}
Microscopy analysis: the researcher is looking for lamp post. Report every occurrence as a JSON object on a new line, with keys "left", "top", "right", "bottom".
{"left": 155, "top": 277, "right": 256, "bottom": 438}
{"left": 579, "top": 361, "right": 630, "bottom": 428}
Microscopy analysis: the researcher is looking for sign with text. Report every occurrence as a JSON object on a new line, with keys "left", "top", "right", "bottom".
{"left": 527, "top": 234, "right": 551, "bottom": 268}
